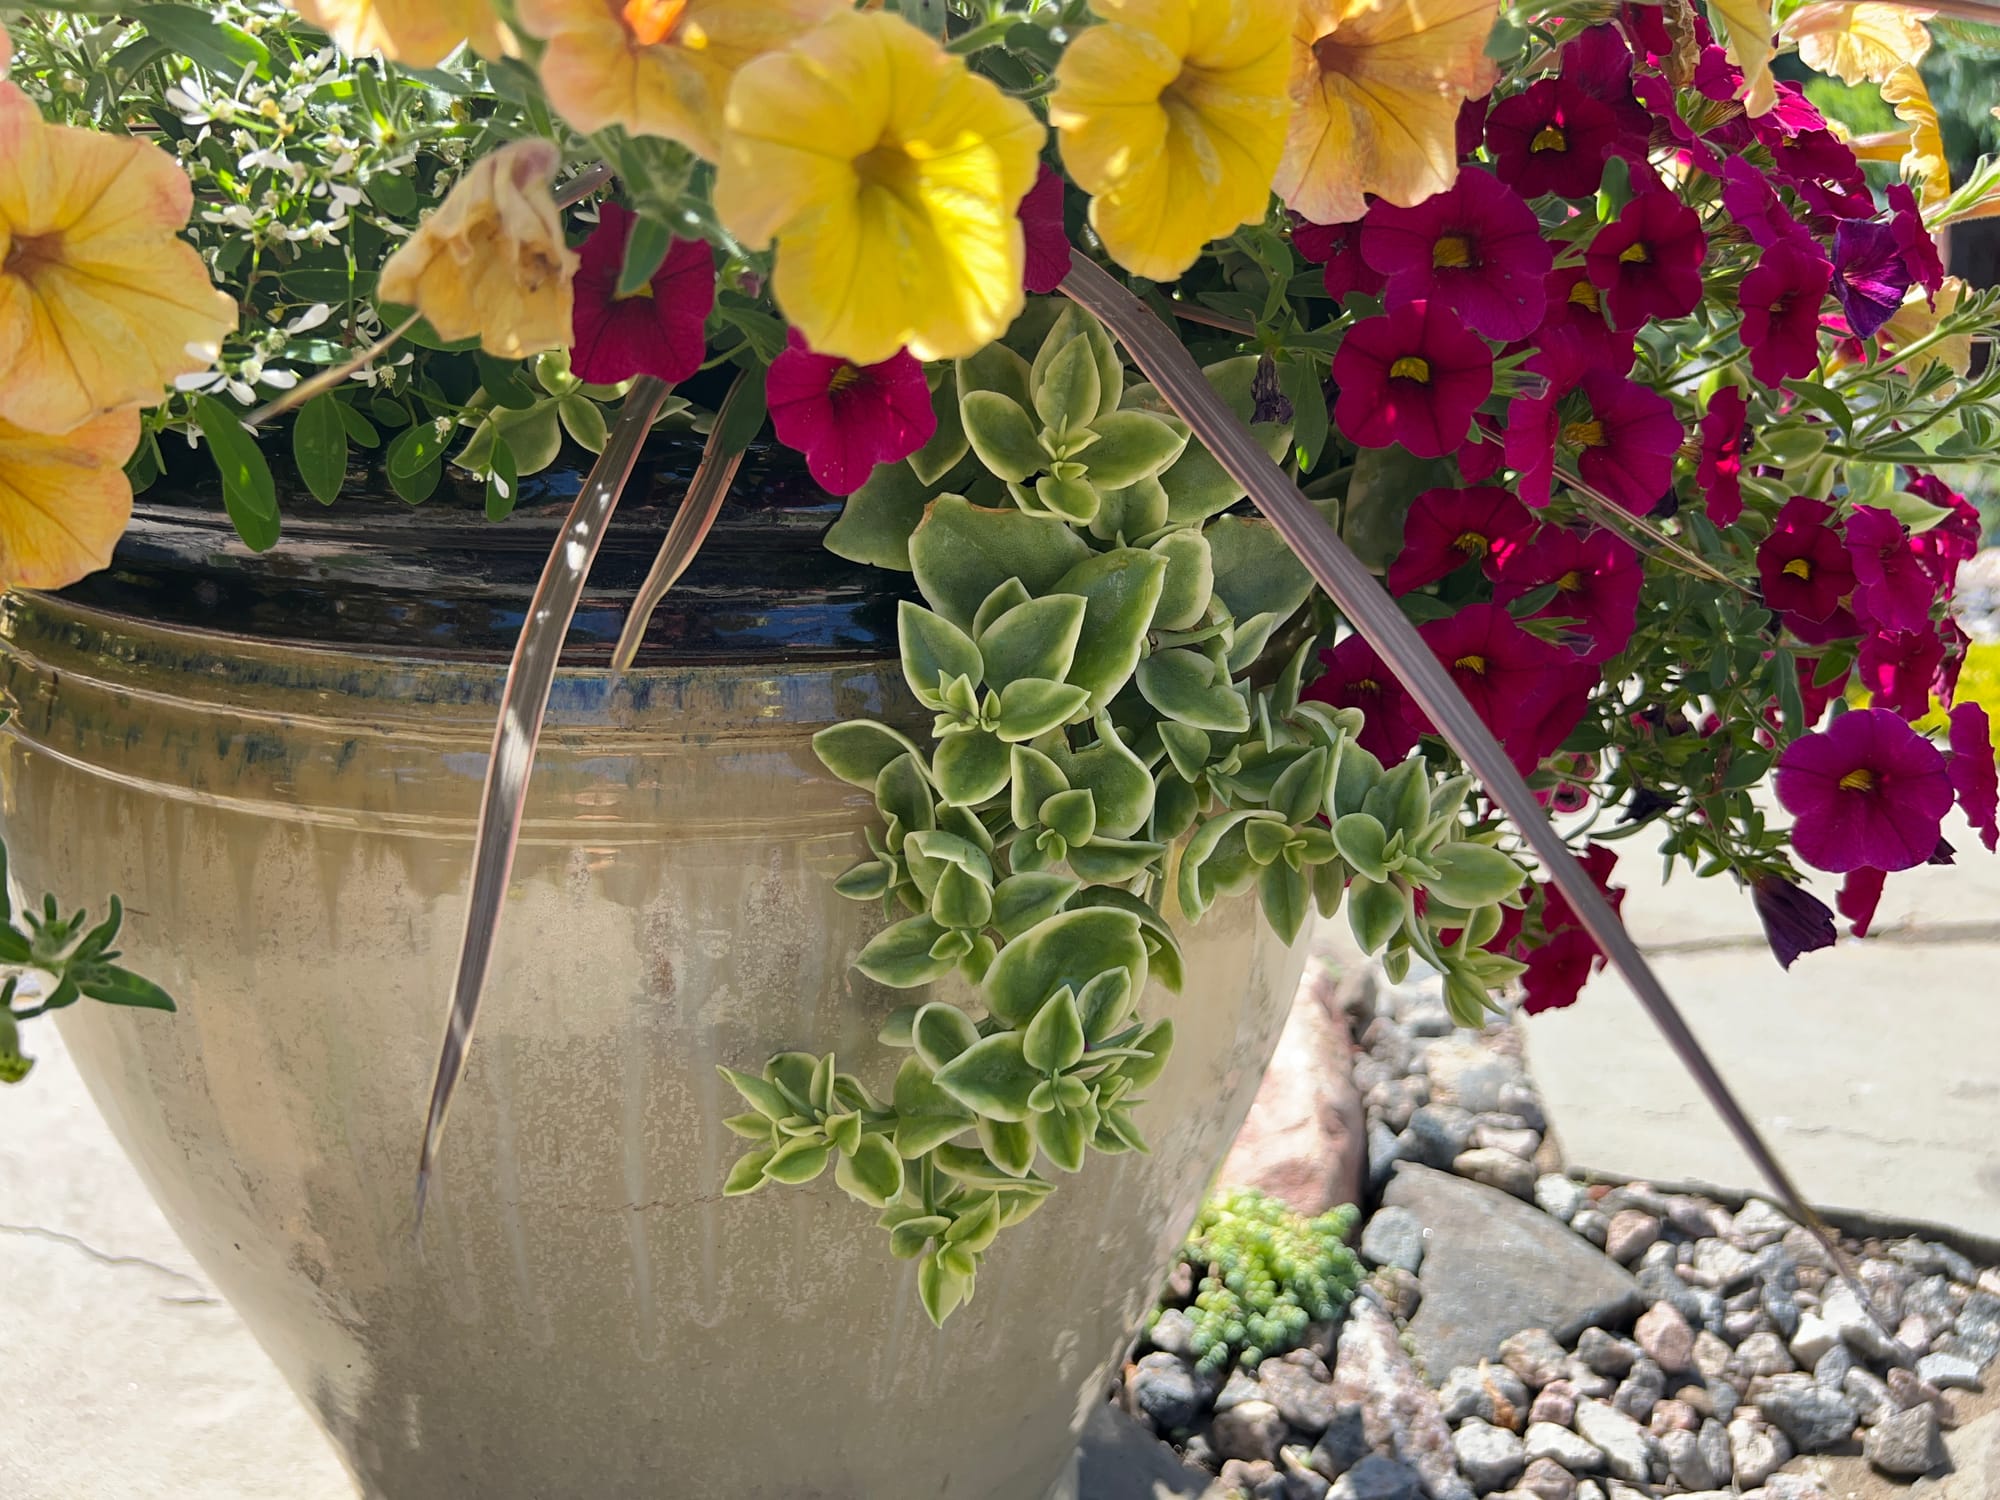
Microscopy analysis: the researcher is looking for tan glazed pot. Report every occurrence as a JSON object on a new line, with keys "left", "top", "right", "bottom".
{"left": 0, "top": 458, "right": 1305, "bottom": 1500}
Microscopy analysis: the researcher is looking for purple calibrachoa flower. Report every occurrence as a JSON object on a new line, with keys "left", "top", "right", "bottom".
{"left": 1846, "top": 505, "right": 1933, "bottom": 634}
{"left": 1949, "top": 702, "right": 1999, "bottom": 853}
{"left": 1584, "top": 190, "right": 1706, "bottom": 327}
{"left": 1332, "top": 301, "right": 1494, "bottom": 459}
{"left": 1832, "top": 219, "right": 1914, "bottom": 341}
{"left": 1752, "top": 873, "right": 1839, "bottom": 968}
{"left": 1775, "top": 707, "right": 1953, "bottom": 873}
{"left": 1738, "top": 239, "right": 1832, "bottom": 385}
{"left": 1696, "top": 385, "right": 1747, "bottom": 525}
{"left": 1756, "top": 497, "right": 1853, "bottom": 625}
{"left": 1720, "top": 158, "right": 1808, "bottom": 251}
{"left": 1485, "top": 77, "right": 1617, "bottom": 199}
{"left": 1386, "top": 485, "right": 1533, "bottom": 596}
{"left": 1856, "top": 626, "right": 1943, "bottom": 720}
{"left": 1885, "top": 183, "right": 1944, "bottom": 301}
{"left": 1361, "top": 170, "right": 1552, "bottom": 342}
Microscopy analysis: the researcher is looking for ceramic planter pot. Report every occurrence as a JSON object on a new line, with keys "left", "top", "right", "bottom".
{"left": 0, "top": 445, "right": 1305, "bottom": 1499}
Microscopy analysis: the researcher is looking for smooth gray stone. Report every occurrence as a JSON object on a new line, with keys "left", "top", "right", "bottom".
{"left": 1383, "top": 1166, "right": 1643, "bottom": 1379}
{"left": 1079, "top": 1402, "right": 1212, "bottom": 1499}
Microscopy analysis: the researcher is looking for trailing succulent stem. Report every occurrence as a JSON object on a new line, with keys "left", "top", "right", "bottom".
{"left": 722, "top": 305, "right": 1533, "bottom": 1326}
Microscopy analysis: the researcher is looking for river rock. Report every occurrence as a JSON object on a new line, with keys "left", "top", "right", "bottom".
{"left": 1573, "top": 1400, "right": 1654, "bottom": 1484}
{"left": 1727, "top": 1416, "right": 1792, "bottom": 1487}
{"left": 1219, "top": 1457, "right": 1282, "bottom": 1498}
{"left": 1534, "top": 1176, "right": 1587, "bottom": 1225}
{"left": 1610, "top": 1359, "right": 1663, "bottom": 1424}
{"left": 1452, "top": 1419, "right": 1526, "bottom": 1495}
{"left": 1452, "top": 1148, "right": 1536, "bottom": 1200}
{"left": 1516, "top": 1457, "right": 1575, "bottom": 1500}
{"left": 1219, "top": 968, "right": 1366, "bottom": 1216}
{"left": 1128, "top": 1351, "right": 1205, "bottom": 1431}
{"left": 1214, "top": 1400, "right": 1288, "bottom": 1463}
{"left": 1821, "top": 1282, "right": 1904, "bottom": 1363}
{"left": 1437, "top": 1364, "right": 1529, "bottom": 1430}
{"left": 1524, "top": 1422, "right": 1605, "bottom": 1474}
{"left": 1732, "top": 1331, "right": 1796, "bottom": 1378}
{"left": 1384, "top": 1167, "right": 1643, "bottom": 1378}
{"left": 1149, "top": 1308, "right": 1197, "bottom": 1358}
{"left": 1660, "top": 1427, "right": 1719, "bottom": 1490}
{"left": 1697, "top": 1418, "right": 1731, "bottom": 1489}
{"left": 1956, "top": 1290, "right": 2000, "bottom": 1367}
{"left": 1755, "top": 1376, "right": 1858, "bottom": 1452}
{"left": 1917, "top": 1351, "right": 1982, "bottom": 1389}
{"left": 1576, "top": 1328, "right": 1638, "bottom": 1378}
{"left": 1499, "top": 1331, "right": 1569, "bottom": 1391}
{"left": 1362, "top": 1207, "right": 1427, "bottom": 1275}
{"left": 1526, "top": 1381, "right": 1576, "bottom": 1428}
{"left": 1635, "top": 1303, "right": 1694, "bottom": 1374}
{"left": 1424, "top": 1039, "right": 1519, "bottom": 1113}
{"left": 1334, "top": 1296, "right": 1474, "bottom": 1500}
{"left": 1788, "top": 1312, "right": 1840, "bottom": 1369}
{"left": 1843, "top": 1366, "right": 1894, "bottom": 1426}
{"left": 1865, "top": 1402, "right": 1944, "bottom": 1476}
{"left": 1258, "top": 1361, "right": 1342, "bottom": 1436}
{"left": 1603, "top": 1212, "right": 1660, "bottom": 1265}
{"left": 1405, "top": 1106, "right": 1476, "bottom": 1171}
{"left": 1281, "top": 1445, "right": 1331, "bottom": 1500}
{"left": 1328, "top": 1455, "right": 1422, "bottom": 1500}
{"left": 1310, "top": 1405, "right": 1370, "bottom": 1481}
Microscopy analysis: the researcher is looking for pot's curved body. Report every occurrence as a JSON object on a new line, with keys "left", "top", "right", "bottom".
{"left": 0, "top": 460, "right": 1303, "bottom": 1499}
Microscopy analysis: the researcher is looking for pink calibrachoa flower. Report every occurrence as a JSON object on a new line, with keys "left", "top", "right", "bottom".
{"left": 766, "top": 328, "right": 937, "bottom": 496}
{"left": 1485, "top": 78, "right": 1617, "bottom": 199}
{"left": 1837, "top": 866, "right": 1887, "bottom": 938}
{"left": 1738, "top": 239, "right": 1832, "bottom": 386}
{"left": 1331, "top": 301, "right": 1494, "bottom": 460}
{"left": 1294, "top": 218, "right": 1386, "bottom": 302}
{"left": 1753, "top": 873, "right": 1840, "bottom": 965}
{"left": 1696, "top": 386, "right": 1747, "bottom": 525}
{"left": 1301, "top": 634, "right": 1422, "bottom": 762}
{"left": 1856, "top": 626, "right": 1943, "bottom": 720}
{"left": 1845, "top": 505, "right": 1933, "bottom": 634}
{"left": 1775, "top": 707, "right": 1953, "bottom": 873}
{"left": 1906, "top": 474, "right": 1982, "bottom": 591}
{"left": 1385, "top": 485, "right": 1533, "bottom": 596}
{"left": 1949, "top": 702, "right": 1999, "bottom": 853}
{"left": 1017, "top": 164, "right": 1073, "bottom": 295}
{"left": 1360, "top": 171, "right": 1552, "bottom": 342}
{"left": 1885, "top": 183, "right": 1945, "bottom": 300}
{"left": 568, "top": 203, "right": 716, "bottom": 385}
{"left": 1585, "top": 191, "right": 1706, "bottom": 327}
{"left": 1494, "top": 525, "right": 1642, "bottom": 664}
{"left": 1757, "top": 497, "right": 1853, "bottom": 625}
{"left": 1417, "top": 603, "right": 1568, "bottom": 769}
{"left": 1832, "top": 219, "right": 1913, "bottom": 341}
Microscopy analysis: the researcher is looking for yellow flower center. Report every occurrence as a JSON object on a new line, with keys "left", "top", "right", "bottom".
{"left": 1618, "top": 241, "right": 1650, "bottom": 265}
{"left": 1389, "top": 355, "right": 1432, "bottom": 383}
{"left": 1432, "top": 233, "right": 1475, "bottom": 269}
{"left": 1567, "top": 280, "right": 1600, "bottom": 312}
{"left": 1557, "top": 569, "right": 1584, "bottom": 592}
{"left": 1453, "top": 530, "right": 1489, "bottom": 557}
{"left": 621, "top": 0, "right": 688, "bottom": 48}
{"left": 1531, "top": 124, "right": 1568, "bottom": 153}
{"left": 1562, "top": 419, "right": 1606, "bottom": 449}
{"left": 1783, "top": 557, "right": 1814, "bottom": 580}
{"left": 1454, "top": 653, "right": 1487, "bottom": 674}
{"left": 827, "top": 364, "right": 863, "bottom": 393}
{"left": 1356, "top": 676, "right": 1380, "bottom": 693}
{"left": 1838, "top": 767, "right": 1877, "bottom": 792}
{"left": 854, "top": 140, "right": 925, "bottom": 216}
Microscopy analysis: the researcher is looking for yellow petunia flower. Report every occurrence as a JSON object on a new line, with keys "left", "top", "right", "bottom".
{"left": 1878, "top": 277, "right": 1973, "bottom": 384}
{"left": 377, "top": 138, "right": 577, "bottom": 359}
{"left": 1050, "top": 0, "right": 1293, "bottom": 283}
{"left": 713, "top": 10, "right": 1044, "bottom": 366}
{"left": 287, "top": 0, "right": 505, "bottom": 67}
{"left": 517, "top": 0, "right": 843, "bottom": 163}
{"left": 0, "top": 407, "right": 139, "bottom": 591}
{"left": 0, "top": 85, "right": 237, "bottom": 438}
{"left": 1276, "top": 0, "right": 1500, "bottom": 227}
{"left": 1706, "top": 0, "right": 1779, "bottom": 117}
{"left": 1784, "top": 1, "right": 1930, "bottom": 87}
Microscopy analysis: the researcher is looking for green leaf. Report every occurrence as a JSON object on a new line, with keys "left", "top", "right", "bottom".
{"left": 888, "top": 1212, "right": 952, "bottom": 1258}
{"left": 1423, "top": 843, "right": 1525, "bottom": 908}
{"left": 875, "top": 753, "right": 937, "bottom": 846}
{"left": 1270, "top": 746, "right": 1329, "bottom": 825}
{"left": 558, "top": 394, "right": 609, "bottom": 454}
{"left": 1052, "top": 548, "right": 1168, "bottom": 712}
{"left": 855, "top": 915, "right": 958, "bottom": 987}
{"left": 1158, "top": 722, "right": 1212, "bottom": 783}
{"left": 1080, "top": 410, "right": 1188, "bottom": 489}
{"left": 990, "top": 872, "right": 1078, "bottom": 941}
{"left": 1028, "top": 472, "right": 1100, "bottom": 525}
{"left": 1279, "top": 354, "right": 1329, "bottom": 470}
{"left": 723, "top": 1149, "right": 774, "bottom": 1195}
{"left": 956, "top": 341, "right": 1034, "bottom": 414}
{"left": 932, "top": 729, "right": 1010, "bottom": 807}
{"left": 1136, "top": 650, "right": 1250, "bottom": 733}
{"left": 995, "top": 679, "right": 1091, "bottom": 742}
{"left": 825, "top": 461, "right": 933, "bottom": 571}
{"left": 815, "top": 720, "right": 925, "bottom": 790}
{"left": 1332, "top": 813, "right": 1390, "bottom": 882}
{"left": 764, "top": 1137, "right": 832, "bottom": 1185}
{"left": 909, "top": 369, "right": 972, "bottom": 484}
{"left": 1208, "top": 515, "right": 1316, "bottom": 623}
{"left": 960, "top": 390, "right": 1045, "bottom": 482}
{"left": 1259, "top": 861, "right": 1311, "bottom": 945}
{"left": 982, "top": 907, "right": 1149, "bottom": 1028}
{"left": 978, "top": 595, "right": 1087, "bottom": 690}
{"left": 899, "top": 601, "right": 984, "bottom": 707}
{"left": 910, "top": 496, "right": 1091, "bottom": 631}
{"left": 1244, "top": 815, "right": 1293, "bottom": 866}
{"left": 1047, "top": 714, "right": 1156, "bottom": 839}
{"left": 1065, "top": 836, "right": 1166, "bottom": 884}
{"left": 292, "top": 394, "right": 347, "bottom": 506}
{"left": 616, "top": 213, "right": 674, "bottom": 298}
{"left": 919, "top": 1250, "right": 969, "bottom": 1326}
{"left": 713, "top": 364, "right": 768, "bottom": 457}
{"left": 933, "top": 1032, "right": 1043, "bottom": 1122}
{"left": 1092, "top": 476, "right": 1169, "bottom": 542}
{"left": 1347, "top": 876, "right": 1406, "bottom": 953}
{"left": 1150, "top": 529, "right": 1215, "bottom": 632}
{"left": 1033, "top": 333, "right": 1101, "bottom": 435}
{"left": 1039, "top": 788, "right": 1097, "bottom": 847}
{"left": 1032, "top": 1100, "right": 1097, "bottom": 1173}
{"left": 979, "top": 1116, "right": 1037, "bottom": 1177}
{"left": 192, "top": 396, "right": 280, "bottom": 552}
{"left": 834, "top": 1133, "right": 905, "bottom": 1208}
{"left": 1022, "top": 987, "right": 1086, "bottom": 1074}
{"left": 75, "top": 966, "right": 177, "bottom": 1012}
{"left": 483, "top": 438, "right": 519, "bottom": 522}
{"left": 931, "top": 861, "right": 994, "bottom": 931}
{"left": 139, "top": 4, "right": 271, "bottom": 78}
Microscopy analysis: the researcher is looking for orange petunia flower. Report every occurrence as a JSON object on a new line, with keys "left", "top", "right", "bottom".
{"left": 287, "top": 0, "right": 507, "bottom": 67}
{"left": 0, "top": 407, "right": 140, "bottom": 590}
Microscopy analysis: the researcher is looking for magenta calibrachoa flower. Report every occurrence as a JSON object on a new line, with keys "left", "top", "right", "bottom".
{"left": 1332, "top": 301, "right": 1493, "bottom": 460}
{"left": 1585, "top": 190, "right": 1706, "bottom": 327}
{"left": 1508, "top": 356, "right": 1682, "bottom": 512}
{"left": 1360, "top": 170, "right": 1552, "bottom": 342}
{"left": 1738, "top": 239, "right": 1832, "bottom": 385}
{"left": 1721, "top": 158, "right": 1807, "bottom": 252}
{"left": 1831, "top": 219, "right": 1914, "bottom": 341}
{"left": 1294, "top": 218, "right": 1385, "bottom": 301}
{"left": 1837, "top": 866, "right": 1886, "bottom": 939}
{"left": 1845, "top": 505, "right": 1933, "bottom": 634}
{"left": 1856, "top": 627, "right": 1943, "bottom": 720}
{"left": 1776, "top": 708, "right": 1953, "bottom": 873}
{"left": 1417, "top": 603, "right": 1568, "bottom": 770}
{"left": 1885, "top": 184, "right": 1944, "bottom": 299}
{"left": 766, "top": 329, "right": 937, "bottom": 496}
{"left": 1754, "top": 873, "right": 1840, "bottom": 966}
{"left": 1756, "top": 497, "right": 1853, "bottom": 626}
{"left": 1493, "top": 525, "right": 1642, "bottom": 665}
{"left": 1696, "top": 386, "right": 1747, "bottom": 525}
{"left": 1386, "top": 485, "right": 1533, "bottom": 596}
{"left": 1950, "top": 703, "right": 1999, "bottom": 853}
{"left": 1535, "top": 265, "right": 1634, "bottom": 375}
{"left": 1484, "top": 77, "right": 1617, "bottom": 199}
{"left": 568, "top": 203, "right": 716, "bottom": 385}
{"left": 1301, "top": 634, "right": 1421, "bottom": 762}
{"left": 1017, "top": 164, "right": 1073, "bottom": 296}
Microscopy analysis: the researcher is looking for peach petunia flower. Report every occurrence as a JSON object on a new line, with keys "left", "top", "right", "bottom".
{"left": 517, "top": 0, "right": 843, "bottom": 162}
{"left": 0, "top": 407, "right": 140, "bottom": 590}
{"left": 0, "top": 84, "right": 237, "bottom": 437}
{"left": 376, "top": 138, "right": 578, "bottom": 359}
{"left": 1275, "top": 0, "right": 1500, "bottom": 228}
{"left": 288, "top": 0, "right": 506, "bottom": 67}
